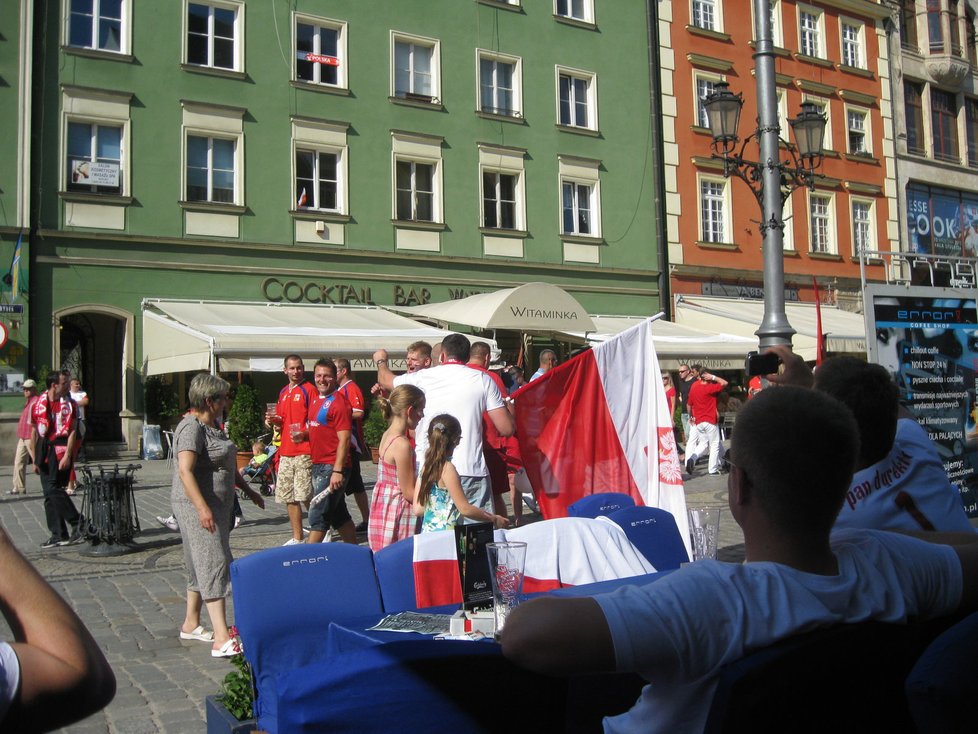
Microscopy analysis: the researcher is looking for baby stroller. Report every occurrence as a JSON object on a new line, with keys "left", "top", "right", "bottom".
{"left": 246, "top": 440, "right": 278, "bottom": 497}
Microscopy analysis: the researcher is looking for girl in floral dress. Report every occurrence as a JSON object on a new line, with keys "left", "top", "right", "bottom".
{"left": 414, "top": 414, "right": 508, "bottom": 532}
{"left": 367, "top": 385, "right": 425, "bottom": 551}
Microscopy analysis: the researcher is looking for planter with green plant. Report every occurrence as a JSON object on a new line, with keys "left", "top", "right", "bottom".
{"left": 363, "top": 398, "right": 388, "bottom": 463}
{"left": 226, "top": 383, "right": 265, "bottom": 470}
{"left": 205, "top": 648, "right": 257, "bottom": 733}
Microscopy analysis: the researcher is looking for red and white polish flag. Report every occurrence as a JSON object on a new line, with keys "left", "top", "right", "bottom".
{"left": 514, "top": 318, "right": 691, "bottom": 555}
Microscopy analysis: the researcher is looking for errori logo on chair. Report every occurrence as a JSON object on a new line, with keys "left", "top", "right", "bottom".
{"left": 282, "top": 555, "right": 329, "bottom": 567}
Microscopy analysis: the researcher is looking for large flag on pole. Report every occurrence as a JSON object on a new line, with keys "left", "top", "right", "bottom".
{"left": 514, "top": 318, "right": 690, "bottom": 554}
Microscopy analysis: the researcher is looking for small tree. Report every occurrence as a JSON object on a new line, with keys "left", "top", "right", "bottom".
{"left": 145, "top": 376, "right": 182, "bottom": 427}
{"left": 363, "top": 398, "right": 388, "bottom": 448}
{"left": 227, "top": 383, "right": 264, "bottom": 452}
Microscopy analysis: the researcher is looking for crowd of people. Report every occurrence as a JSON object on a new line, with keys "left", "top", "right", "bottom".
{"left": 5, "top": 336, "right": 976, "bottom": 731}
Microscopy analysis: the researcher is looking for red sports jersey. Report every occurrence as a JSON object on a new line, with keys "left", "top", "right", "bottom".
{"left": 276, "top": 382, "right": 314, "bottom": 456}
{"left": 307, "top": 390, "right": 353, "bottom": 466}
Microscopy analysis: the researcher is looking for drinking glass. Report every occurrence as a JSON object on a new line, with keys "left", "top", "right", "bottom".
{"left": 486, "top": 541, "right": 527, "bottom": 638}
{"left": 687, "top": 507, "right": 721, "bottom": 561}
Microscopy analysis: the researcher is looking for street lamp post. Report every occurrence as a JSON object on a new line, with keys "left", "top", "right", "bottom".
{"left": 703, "top": 0, "right": 826, "bottom": 350}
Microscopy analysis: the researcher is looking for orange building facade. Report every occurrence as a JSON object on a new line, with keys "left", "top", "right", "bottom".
{"left": 659, "top": 0, "right": 894, "bottom": 310}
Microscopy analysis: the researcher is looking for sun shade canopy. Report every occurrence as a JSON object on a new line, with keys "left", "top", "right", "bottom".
{"left": 390, "top": 282, "right": 597, "bottom": 333}
{"left": 141, "top": 300, "right": 491, "bottom": 375}
{"left": 673, "top": 295, "right": 867, "bottom": 359}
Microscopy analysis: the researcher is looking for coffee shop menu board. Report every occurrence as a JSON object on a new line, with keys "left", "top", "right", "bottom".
{"left": 455, "top": 522, "right": 494, "bottom": 612}
{"left": 865, "top": 284, "right": 978, "bottom": 518}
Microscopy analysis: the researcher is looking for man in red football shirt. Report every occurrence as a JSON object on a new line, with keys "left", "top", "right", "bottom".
{"left": 685, "top": 365, "right": 728, "bottom": 476}
{"left": 306, "top": 359, "right": 357, "bottom": 544}
{"left": 335, "top": 358, "right": 371, "bottom": 531}
{"left": 266, "top": 355, "right": 315, "bottom": 545}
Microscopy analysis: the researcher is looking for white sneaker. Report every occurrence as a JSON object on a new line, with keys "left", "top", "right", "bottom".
{"left": 283, "top": 537, "right": 302, "bottom": 546}
{"left": 157, "top": 515, "right": 179, "bottom": 531}
{"left": 233, "top": 516, "right": 242, "bottom": 529}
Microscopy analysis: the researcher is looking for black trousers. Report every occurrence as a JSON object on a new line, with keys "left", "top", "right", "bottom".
{"left": 39, "top": 446, "right": 80, "bottom": 540}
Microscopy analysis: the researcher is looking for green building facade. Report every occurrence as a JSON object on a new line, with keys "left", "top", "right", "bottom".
{"left": 12, "top": 0, "right": 663, "bottom": 450}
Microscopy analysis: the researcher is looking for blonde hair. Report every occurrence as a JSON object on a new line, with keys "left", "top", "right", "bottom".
{"left": 377, "top": 384, "right": 425, "bottom": 422}
{"left": 416, "top": 414, "right": 462, "bottom": 508}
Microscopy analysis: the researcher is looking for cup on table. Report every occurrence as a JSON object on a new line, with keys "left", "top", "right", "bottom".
{"left": 290, "top": 422, "right": 303, "bottom": 442}
{"left": 687, "top": 507, "right": 721, "bottom": 561}
{"left": 486, "top": 541, "right": 527, "bottom": 639}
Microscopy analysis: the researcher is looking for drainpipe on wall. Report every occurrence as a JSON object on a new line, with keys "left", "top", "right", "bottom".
{"left": 646, "top": 0, "right": 671, "bottom": 319}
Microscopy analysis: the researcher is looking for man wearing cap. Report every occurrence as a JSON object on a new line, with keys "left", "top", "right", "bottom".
{"left": 11, "top": 380, "right": 38, "bottom": 495}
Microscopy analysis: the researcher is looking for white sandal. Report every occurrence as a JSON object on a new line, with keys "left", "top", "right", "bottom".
{"left": 179, "top": 625, "right": 214, "bottom": 642}
{"left": 211, "top": 637, "right": 242, "bottom": 658}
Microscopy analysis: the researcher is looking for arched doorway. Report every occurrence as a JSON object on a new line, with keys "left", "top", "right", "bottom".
{"left": 52, "top": 306, "right": 135, "bottom": 447}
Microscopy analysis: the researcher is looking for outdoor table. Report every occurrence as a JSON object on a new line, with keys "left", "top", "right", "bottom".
{"left": 272, "top": 572, "right": 671, "bottom": 733}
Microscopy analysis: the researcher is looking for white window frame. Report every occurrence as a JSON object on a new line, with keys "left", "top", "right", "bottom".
{"left": 479, "top": 145, "right": 526, "bottom": 231}
{"left": 691, "top": 0, "right": 721, "bottom": 32}
{"left": 555, "top": 65, "right": 598, "bottom": 131}
{"left": 292, "top": 119, "right": 348, "bottom": 215}
{"left": 803, "top": 95, "right": 833, "bottom": 151}
{"left": 808, "top": 191, "right": 836, "bottom": 254}
{"left": 61, "top": 87, "right": 131, "bottom": 197}
{"left": 846, "top": 105, "right": 871, "bottom": 155}
{"left": 751, "top": 0, "right": 784, "bottom": 46}
{"left": 181, "top": 102, "right": 244, "bottom": 206}
{"left": 697, "top": 174, "right": 731, "bottom": 244}
{"left": 776, "top": 87, "right": 789, "bottom": 139}
{"left": 293, "top": 14, "right": 347, "bottom": 89}
{"left": 782, "top": 192, "right": 795, "bottom": 251}
{"left": 477, "top": 50, "right": 523, "bottom": 118}
{"left": 65, "top": 0, "right": 131, "bottom": 55}
{"left": 840, "top": 17, "right": 865, "bottom": 69}
{"left": 183, "top": 0, "right": 244, "bottom": 72}
{"left": 695, "top": 72, "right": 724, "bottom": 129}
{"left": 558, "top": 156, "right": 601, "bottom": 238}
{"left": 850, "top": 197, "right": 875, "bottom": 256}
{"left": 391, "top": 32, "right": 441, "bottom": 103}
{"left": 797, "top": 3, "right": 825, "bottom": 58}
{"left": 554, "top": 0, "right": 594, "bottom": 23}
{"left": 391, "top": 133, "right": 443, "bottom": 224}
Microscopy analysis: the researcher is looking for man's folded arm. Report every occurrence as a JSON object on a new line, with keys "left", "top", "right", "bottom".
{"left": 501, "top": 597, "right": 616, "bottom": 676}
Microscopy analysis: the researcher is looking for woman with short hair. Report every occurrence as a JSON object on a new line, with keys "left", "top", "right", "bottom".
{"left": 173, "top": 373, "right": 265, "bottom": 657}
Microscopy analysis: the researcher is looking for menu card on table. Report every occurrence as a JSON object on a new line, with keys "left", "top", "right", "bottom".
{"left": 455, "top": 522, "right": 494, "bottom": 611}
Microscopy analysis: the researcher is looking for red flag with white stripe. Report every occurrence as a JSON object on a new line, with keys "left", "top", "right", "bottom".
{"left": 513, "top": 319, "right": 690, "bottom": 554}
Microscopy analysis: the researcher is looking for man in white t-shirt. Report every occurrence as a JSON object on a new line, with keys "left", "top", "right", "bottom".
{"left": 374, "top": 333, "right": 514, "bottom": 514}
{"left": 502, "top": 385, "right": 978, "bottom": 733}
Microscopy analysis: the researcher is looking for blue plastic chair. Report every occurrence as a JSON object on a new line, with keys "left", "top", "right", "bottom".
{"left": 567, "top": 492, "right": 636, "bottom": 519}
{"left": 231, "top": 542, "right": 383, "bottom": 733}
{"left": 906, "top": 611, "right": 978, "bottom": 734}
{"left": 373, "top": 536, "right": 421, "bottom": 613}
{"left": 607, "top": 506, "right": 689, "bottom": 570}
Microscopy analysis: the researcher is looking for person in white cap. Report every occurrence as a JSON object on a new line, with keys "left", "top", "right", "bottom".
{"left": 11, "top": 380, "right": 38, "bottom": 495}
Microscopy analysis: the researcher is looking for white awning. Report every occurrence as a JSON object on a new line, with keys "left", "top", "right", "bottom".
{"left": 673, "top": 295, "right": 867, "bottom": 359}
{"left": 560, "top": 315, "right": 757, "bottom": 370}
{"left": 390, "top": 282, "right": 597, "bottom": 333}
{"left": 141, "top": 300, "right": 490, "bottom": 375}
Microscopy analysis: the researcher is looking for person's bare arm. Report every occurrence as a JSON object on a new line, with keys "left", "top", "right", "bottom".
{"left": 444, "top": 464, "right": 507, "bottom": 528}
{"left": 373, "top": 350, "right": 397, "bottom": 392}
{"left": 331, "top": 431, "right": 351, "bottom": 492}
{"left": 488, "top": 406, "right": 515, "bottom": 438}
{"left": 0, "top": 526, "right": 115, "bottom": 731}
{"left": 502, "top": 596, "right": 615, "bottom": 675}
{"left": 59, "top": 429, "right": 77, "bottom": 472}
{"left": 390, "top": 438, "right": 416, "bottom": 503}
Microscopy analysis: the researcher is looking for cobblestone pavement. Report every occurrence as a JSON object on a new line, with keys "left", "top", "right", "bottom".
{"left": 0, "top": 453, "right": 739, "bottom": 733}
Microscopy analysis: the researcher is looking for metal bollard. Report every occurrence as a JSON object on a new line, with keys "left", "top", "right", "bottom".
{"left": 77, "top": 464, "right": 142, "bottom": 556}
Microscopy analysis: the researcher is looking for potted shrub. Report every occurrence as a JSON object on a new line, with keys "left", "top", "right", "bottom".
{"left": 226, "top": 383, "right": 264, "bottom": 470}
{"left": 205, "top": 650, "right": 258, "bottom": 734}
{"left": 145, "top": 375, "right": 182, "bottom": 430}
{"left": 363, "top": 398, "right": 387, "bottom": 463}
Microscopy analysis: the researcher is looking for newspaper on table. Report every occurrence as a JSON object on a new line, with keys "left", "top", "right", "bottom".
{"left": 368, "top": 611, "right": 454, "bottom": 635}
